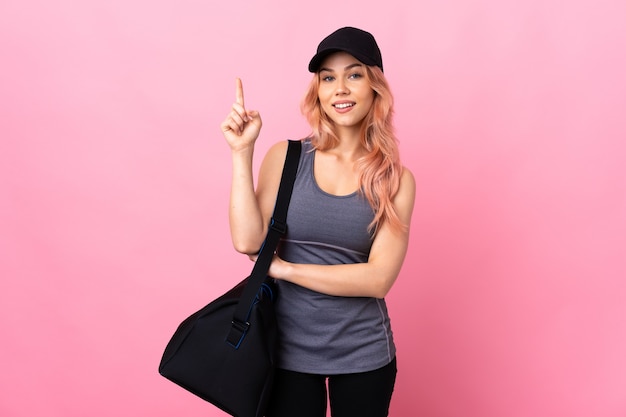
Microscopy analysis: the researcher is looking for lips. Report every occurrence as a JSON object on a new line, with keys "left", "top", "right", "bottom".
{"left": 332, "top": 101, "right": 355, "bottom": 112}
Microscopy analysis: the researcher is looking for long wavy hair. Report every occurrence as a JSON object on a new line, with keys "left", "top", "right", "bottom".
{"left": 300, "top": 65, "right": 404, "bottom": 235}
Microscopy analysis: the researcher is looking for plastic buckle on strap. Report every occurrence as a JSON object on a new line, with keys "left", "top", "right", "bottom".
{"left": 226, "top": 320, "right": 250, "bottom": 349}
{"left": 269, "top": 218, "right": 287, "bottom": 235}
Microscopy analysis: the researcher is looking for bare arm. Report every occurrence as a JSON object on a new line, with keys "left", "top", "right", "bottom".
{"left": 266, "top": 167, "right": 416, "bottom": 298}
{"left": 220, "top": 78, "right": 287, "bottom": 254}
{"left": 221, "top": 78, "right": 264, "bottom": 253}
{"left": 227, "top": 146, "right": 264, "bottom": 253}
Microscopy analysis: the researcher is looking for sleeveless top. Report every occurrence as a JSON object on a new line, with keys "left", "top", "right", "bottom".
{"left": 274, "top": 139, "right": 396, "bottom": 374}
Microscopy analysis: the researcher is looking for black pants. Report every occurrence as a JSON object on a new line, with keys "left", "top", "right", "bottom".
{"left": 265, "top": 357, "right": 397, "bottom": 417}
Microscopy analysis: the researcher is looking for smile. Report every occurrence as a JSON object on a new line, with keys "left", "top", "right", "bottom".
{"left": 333, "top": 102, "right": 355, "bottom": 109}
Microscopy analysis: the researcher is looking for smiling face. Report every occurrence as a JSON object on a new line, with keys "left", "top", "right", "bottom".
{"left": 317, "top": 52, "right": 375, "bottom": 137}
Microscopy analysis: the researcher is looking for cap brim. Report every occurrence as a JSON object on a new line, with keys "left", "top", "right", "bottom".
{"left": 308, "top": 48, "right": 379, "bottom": 73}
{"left": 308, "top": 49, "right": 341, "bottom": 73}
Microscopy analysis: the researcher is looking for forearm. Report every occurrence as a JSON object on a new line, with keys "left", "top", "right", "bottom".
{"left": 269, "top": 210, "right": 412, "bottom": 298}
{"left": 273, "top": 259, "right": 400, "bottom": 299}
{"left": 228, "top": 147, "right": 266, "bottom": 253}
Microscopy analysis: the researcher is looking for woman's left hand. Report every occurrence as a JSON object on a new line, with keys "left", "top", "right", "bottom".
{"left": 248, "top": 253, "right": 288, "bottom": 280}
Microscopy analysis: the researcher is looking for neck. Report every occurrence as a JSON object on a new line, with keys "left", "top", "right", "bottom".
{"left": 331, "top": 126, "right": 366, "bottom": 160}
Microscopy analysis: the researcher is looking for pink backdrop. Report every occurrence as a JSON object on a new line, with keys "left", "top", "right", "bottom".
{"left": 1, "top": 1, "right": 625, "bottom": 416}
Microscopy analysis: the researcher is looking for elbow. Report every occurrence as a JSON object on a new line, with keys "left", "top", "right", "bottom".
{"left": 363, "top": 282, "right": 391, "bottom": 299}
{"left": 371, "top": 275, "right": 397, "bottom": 299}
{"left": 372, "top": 287, "right": 391, "bottom": 299}
{"left": 233, "top": 242, "right": 260, "bottom": 255}
{"left": 231, "top": 238, "right": 263, "bottom": 255}
{"left": 230, "top": 225, "right": 266, "bottom": 255}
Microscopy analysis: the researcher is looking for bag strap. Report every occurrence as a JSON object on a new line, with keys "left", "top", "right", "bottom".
{"left": 226, "top": 139, "right": 302, "bottom": 348}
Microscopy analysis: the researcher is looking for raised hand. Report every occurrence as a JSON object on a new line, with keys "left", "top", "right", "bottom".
{"left": 220, "top": 78, "right": 262, "bottom": 152}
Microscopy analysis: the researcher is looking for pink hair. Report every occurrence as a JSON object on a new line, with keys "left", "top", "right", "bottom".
{"left": 300, "top": 65, "right": 404, "bottom": 234}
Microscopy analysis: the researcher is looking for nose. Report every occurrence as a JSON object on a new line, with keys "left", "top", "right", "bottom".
{"left": 335, "top": 78, "right": 349, "bottom": 95}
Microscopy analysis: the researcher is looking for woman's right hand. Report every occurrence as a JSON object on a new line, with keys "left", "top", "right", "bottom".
{"left": 220, "top": 78, "right": 262, "bottom": 152}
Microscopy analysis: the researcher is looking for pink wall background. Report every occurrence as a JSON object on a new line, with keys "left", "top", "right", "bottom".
{"left": 1, "top": 0, "right": 625, "bottom": 416}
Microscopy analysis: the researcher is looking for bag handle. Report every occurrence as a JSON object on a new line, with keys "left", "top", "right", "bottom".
{"left": 226, "top": 139, "right": 302, "bottom": 348}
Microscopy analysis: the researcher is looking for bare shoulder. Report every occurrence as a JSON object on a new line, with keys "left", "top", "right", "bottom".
{"left": 393, "top": 166, "right": 416, "bottom": 223}
{"left": 264, "top": 140, "right": 290, "bottom": 164}
{"left": 397, "top": 166, "right": 416, "bottom": 200}
{"left": 256, "top": 141, "right": 291, "bottom": 212}
{"left": 400, "top": 166, "right": 416, "bottom": 190}
{"left": 258, "top": 141, "right": 289, "bottom": 183}
{"left": 260, "top": 140, "right": 290, "bottom": 173}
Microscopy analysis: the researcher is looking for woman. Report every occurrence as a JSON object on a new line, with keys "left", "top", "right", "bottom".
{"left": 221, "top": 27, "right": 415, "bottom": 417}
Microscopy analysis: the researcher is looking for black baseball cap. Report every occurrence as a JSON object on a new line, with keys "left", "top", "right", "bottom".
{"left": 308, "top": 27, "right": 383, "bottom": 73}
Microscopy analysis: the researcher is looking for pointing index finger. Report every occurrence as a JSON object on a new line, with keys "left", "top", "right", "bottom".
{"left": 235, "top": 78, "right": 245, "bottom": 107}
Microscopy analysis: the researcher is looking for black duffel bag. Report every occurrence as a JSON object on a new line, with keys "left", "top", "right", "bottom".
{"left": 158, "top": 140, "right": 301, "bottom": 417}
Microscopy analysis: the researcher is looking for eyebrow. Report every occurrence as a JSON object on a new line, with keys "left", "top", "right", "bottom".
{"left": 319, "top": 63, "right": 364, "bottom": 73}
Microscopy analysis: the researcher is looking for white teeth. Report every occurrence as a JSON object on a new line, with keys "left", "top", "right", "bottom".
{"left": 334, "top": 103, "right": 354, "bottom": 109}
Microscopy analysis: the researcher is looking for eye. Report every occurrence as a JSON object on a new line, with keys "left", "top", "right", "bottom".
{"left": 349, "top": 73, "right": 363, "bottom": 80}
{"left": 321, "top": 75, "right": 335, "bottom": 82}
